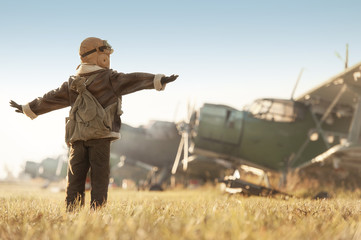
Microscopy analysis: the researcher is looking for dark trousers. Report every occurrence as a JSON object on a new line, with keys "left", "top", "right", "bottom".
{"left": 66, "top": 138, "right": 111, "bottom": 210}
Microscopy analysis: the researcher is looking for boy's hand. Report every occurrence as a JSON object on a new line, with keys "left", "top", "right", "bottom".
{"left": 161, "top": 74, "right": 179, "bottom": 85}
{"left": 9, "top": 100, "right": 23, "bottom": 113}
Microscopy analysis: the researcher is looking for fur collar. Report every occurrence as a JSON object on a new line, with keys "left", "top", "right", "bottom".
{"left": 76, "top": 63, "right": 105, "bottom": 76}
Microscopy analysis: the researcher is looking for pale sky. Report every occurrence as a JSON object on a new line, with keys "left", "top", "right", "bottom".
{"left": 1, "top": 0, "right": 361, "bottom": 178}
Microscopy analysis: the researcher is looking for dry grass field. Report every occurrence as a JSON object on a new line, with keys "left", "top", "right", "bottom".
{"left": 0, "top": 182, "right": 360, "bottom": 240}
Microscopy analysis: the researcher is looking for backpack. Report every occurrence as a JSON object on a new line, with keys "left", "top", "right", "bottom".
{"left": 65, "top": 74, "right": 121, "bottom": 145}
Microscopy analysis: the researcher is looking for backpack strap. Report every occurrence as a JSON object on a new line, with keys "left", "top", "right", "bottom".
{"left": 108, "top": 77, "right": 123, "bottom": 116}
{"left": 84, "top": 73, "right": 99, "bottom": 86}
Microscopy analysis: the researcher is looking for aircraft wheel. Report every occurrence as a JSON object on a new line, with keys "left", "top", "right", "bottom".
{"left": 149, "top": 184, "right": 163, "bottom": 191}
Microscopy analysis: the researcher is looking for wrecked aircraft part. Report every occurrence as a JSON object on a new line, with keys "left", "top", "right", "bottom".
{"left": 220, "top": 178, "right": 293, "bottom": 198}
{"left": 221, "top": 178, "right": 332, "bottom": 200}
{"left": 312, "top": 191, "right": 331, "bottom": 200}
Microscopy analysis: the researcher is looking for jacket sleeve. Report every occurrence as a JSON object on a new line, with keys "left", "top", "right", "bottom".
{"left": 22, "top": 81, "right": 72, "bottom": 119}
{"left": 109, "top": 71, "right": 166, "bottom": 96}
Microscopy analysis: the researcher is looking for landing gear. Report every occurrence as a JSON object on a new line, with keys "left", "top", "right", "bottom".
{"left": 278, "top": 170, "right": 287, "bottom": 188}
{"left": 149, "top": 184, "right": 163, "bottom": 191}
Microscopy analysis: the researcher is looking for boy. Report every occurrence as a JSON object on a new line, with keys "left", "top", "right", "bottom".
{"left": 10, "top": 37, "right": 178, "bottom": 210}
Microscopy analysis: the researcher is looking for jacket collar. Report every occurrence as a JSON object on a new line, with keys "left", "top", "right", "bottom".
{"left": 76, "top": 63, "right": 105, "bottom": 76}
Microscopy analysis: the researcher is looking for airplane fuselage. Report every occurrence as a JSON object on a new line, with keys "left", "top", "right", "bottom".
{"left": 192, "top": 99, "right": 352, "bottom": 173}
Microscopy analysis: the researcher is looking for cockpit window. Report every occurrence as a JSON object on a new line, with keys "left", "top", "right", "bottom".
{"left": 248, "top": 99, "right": 305, "bottom": 122}
{"left": 249, "top": 99, "right": 272, "bottom": 115}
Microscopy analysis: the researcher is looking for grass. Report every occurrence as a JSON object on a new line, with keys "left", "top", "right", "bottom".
{"left": 0, "top": 182, "right": 360, "bottom": 240}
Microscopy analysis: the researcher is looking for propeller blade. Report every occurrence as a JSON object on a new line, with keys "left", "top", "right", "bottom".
{"left": 183, "top": 132, "right": 189, "bottom": 171}
{"left": 172, "top": 101, "right": 180, "bottom": 122}
{"left": 186, "top": 100, "right": 191, "bottom": 123}
{"left": 187, "top": 100, "right": 196, "bottom": 123}
{"left": 171, "top": 136, "right": 184, "bottom": 174}
{"left": 55, "top": 157, "right": 63, "bottom": 177}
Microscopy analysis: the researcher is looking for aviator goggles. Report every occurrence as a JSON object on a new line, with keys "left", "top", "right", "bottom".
{"left": 81, "top": 40, "right": 114, "bottom": 58}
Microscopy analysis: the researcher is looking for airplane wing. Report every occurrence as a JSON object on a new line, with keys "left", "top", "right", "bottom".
{"left": 294, "top": 62, "right": 361, "bottom": 176}
{"left": 296, "top": 61, "right": 361, "bottom": 113}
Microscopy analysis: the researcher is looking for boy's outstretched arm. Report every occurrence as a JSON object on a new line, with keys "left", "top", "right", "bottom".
{"left": 110, "top": 72, "right": 179, "bottom": 96}
{"left": 9, "top": 81, "right": 71, "bottom": 120}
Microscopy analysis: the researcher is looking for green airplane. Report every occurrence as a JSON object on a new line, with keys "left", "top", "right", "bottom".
{"left": 24, "top": 156, "right": 68, "bottom": 188}
{"left": 173, "top": 61, "right": 361, "bottom": 187}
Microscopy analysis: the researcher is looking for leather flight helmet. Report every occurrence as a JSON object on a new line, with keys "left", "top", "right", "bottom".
{"left": 79, "top": 37, "right": 114, "bottom": 68}
{"left": 79, "top": 37, "right": 114, "bottom": 58}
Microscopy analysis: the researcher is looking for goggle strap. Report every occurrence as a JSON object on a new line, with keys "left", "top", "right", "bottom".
{"left": 81, "top": 46, "right": 110, "bottom": 58}
{"left": 81, "top": 48, "right": 97, "bottom": 58}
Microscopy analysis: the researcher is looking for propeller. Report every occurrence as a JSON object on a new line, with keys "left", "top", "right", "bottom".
{"left": 171, "top": 101, "right": 196, "bottom": 174}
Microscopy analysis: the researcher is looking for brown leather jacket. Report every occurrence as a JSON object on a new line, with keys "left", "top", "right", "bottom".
{"left": 23, "top": 69, "right": 165, "bottom": 135}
